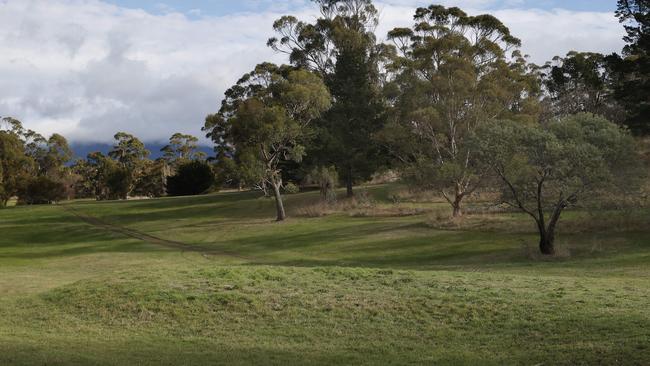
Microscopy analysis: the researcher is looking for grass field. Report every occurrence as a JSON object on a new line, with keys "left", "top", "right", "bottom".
{"left": 0, "top": 185, "right": 648, "bottom": 365}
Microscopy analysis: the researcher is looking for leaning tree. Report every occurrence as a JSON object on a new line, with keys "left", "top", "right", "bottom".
{"left": 203, "top": 63, "right": 331, "bottom": 221}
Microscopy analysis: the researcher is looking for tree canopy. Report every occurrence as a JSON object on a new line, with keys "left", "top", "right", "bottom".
{"left": 380, "top": 5, "right": 539, "bottom": 217}
{"left": 204, "top": 63, "right": 331, "bottom": 220}
{"left": 473, "top": 113, "right": 639, "bottom": 254}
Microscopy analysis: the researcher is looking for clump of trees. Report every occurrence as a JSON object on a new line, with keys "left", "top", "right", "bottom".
{"left": 0, "top": 117, "right": 73, "bottom": 206}
{"left": 0, "top": 116, "right": 213, "bottom": 205}
{"left": 200, "top": 1, "right": 646, "bottom": 254}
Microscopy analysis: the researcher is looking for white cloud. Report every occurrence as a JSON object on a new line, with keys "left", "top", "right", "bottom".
{"left": 0, "top": 0, "right": 625, "bottom": 144}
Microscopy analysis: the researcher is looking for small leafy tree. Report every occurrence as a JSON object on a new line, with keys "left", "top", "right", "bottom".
{"left": 473, "top": 113, "right": 639, "bottom": 255}
{"left": 204, "top": 63, "right": 331, "bottom": 221}
{"left": 308, "top": 166, "right": 339, "bottom": 203}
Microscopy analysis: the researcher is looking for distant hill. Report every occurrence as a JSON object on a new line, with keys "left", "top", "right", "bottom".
{"left": 69, "top": 143, "right": 214, "bottom": 160}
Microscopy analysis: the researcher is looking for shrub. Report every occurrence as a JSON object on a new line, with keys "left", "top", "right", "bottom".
{"left": 19, "top": 176, "right": 66, "bottom": 205}
{"left": 167, "top": 161, "right": 215, "bottom": 197}
{"left": 283, "top": 182, "right": 300, "bottom": 194}
{"left": 105, "top": 167, "right": 131, "bottom": 200}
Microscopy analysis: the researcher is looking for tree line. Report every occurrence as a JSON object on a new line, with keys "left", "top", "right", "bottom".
{"left": 0, "top": 122, "right": 214, "bottom": 205}
{"left": 1, "top": 0, "right": 648, "bottom": 255}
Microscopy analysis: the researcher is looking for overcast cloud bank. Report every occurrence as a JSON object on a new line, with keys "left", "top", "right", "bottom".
{"left": 0, "top": 0, "right": 625, "bottom": 144}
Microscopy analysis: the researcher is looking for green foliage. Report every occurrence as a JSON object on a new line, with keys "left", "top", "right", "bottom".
{"left": 307, "top": 165, "right": 339, "bottom": 202}
{"left": 606, "top": 0, "right": 650, "bottom": 135}
{"left": 380, "top": 5, "right": 539, "bottom": 216}
{"left": 269, "top": 0, "right": 388, "bottom": 196}
{"left": 0, "top": 127, "right": 33, "bottom": 207}
{"left": 161, "top": 133, "right": 205, "bottom": 167}
{"left": 105, "top": 166, "right": 131, "bottom": 200}
{"left": 132, "top": 159, "right": 168, "bottom": 198}
{"left": 283, "top": 182, "right": 300, "bottom": 194}
{"left": 537, "top": 52, "right": 623, "bottom": 122}
{"left": 166, "top": 160, "right": 215, "bottom": 197}
{"left": 473, "top": 113, "right": 639, "bottom": 254}
{"left": 204, "top": 63, "right": 331, "bottom": 220}
{"left": 109, "top": 132, "right": 150, "bottom": 170}
{"left": 18, "top": 176, "right": 66, "bottom": 205}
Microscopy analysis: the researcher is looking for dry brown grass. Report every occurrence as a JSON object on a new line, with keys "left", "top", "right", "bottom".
{"left": 294, "top": 189, "right": 433, "bottom": 218}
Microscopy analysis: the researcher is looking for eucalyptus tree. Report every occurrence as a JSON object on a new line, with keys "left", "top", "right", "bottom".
{"left": 607, "top": 0, "right": 650, "bottom": 135}
{"left": 108, "top": 132, "right": 149, "bottom": 171}
{"left": 161, "top": 133, "right": 205, "bottom": 166}
{"left": 0, "top": 118, "right": 32, "bottom": 207}
{"left": 380, "top": 5, "right": 540, "bottom": 217}
{"left": 537, "top": 52, "right": 622, "bottom": 122}
{"left": 108, "top": 132, "right": 150, "bottom": 197}
{"left": 204, "top": 63, "right": 331, "bottom": 221}
{"left": 473, "top": 113, "right": 639, "bottom": 255}
{"left": 269, "top": 0, "right": 387, "bottom": 197}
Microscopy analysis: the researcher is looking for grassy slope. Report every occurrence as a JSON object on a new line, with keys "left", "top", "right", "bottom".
{"left": 0, "top": 186, "right": 648, "bottom": 365}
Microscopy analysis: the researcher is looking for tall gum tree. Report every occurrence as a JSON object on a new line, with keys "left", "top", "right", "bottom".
{"left": 268, "top": 0, "right": 387, "bottom": 197}
{"left": 203, "top": 64, "right": 331, "bottom": 221}
{"left": 607, "top": 0, "right": 650, "bottom": 135}
{"left": 380, "top": 5, "right": 540, "bottom": 217}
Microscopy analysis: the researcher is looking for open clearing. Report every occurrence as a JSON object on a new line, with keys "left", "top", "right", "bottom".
{"left": 0, "top": 185, "right": 649, "bottom": 365}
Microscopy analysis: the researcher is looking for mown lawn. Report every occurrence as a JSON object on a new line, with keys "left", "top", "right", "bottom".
{"left": 0, "top": 185, "right": 648, "bottom": 365}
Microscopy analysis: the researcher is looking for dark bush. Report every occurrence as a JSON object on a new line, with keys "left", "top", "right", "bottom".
{"left": 167, "top": 160, "right": 215, "bottom": 196}
{"left": 19, "top": 176, "right": 66, "bottom": 205}
{"left": 105, "top": 167, "right": 131, "bottom": 200}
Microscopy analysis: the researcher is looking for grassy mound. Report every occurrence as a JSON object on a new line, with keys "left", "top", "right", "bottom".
{"left": 37, "top": 265, "right": 650, "bottom": 365}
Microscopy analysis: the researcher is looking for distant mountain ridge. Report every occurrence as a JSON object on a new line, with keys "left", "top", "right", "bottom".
{"left": 70, "top": 143, "right": 214, "bottom": 160}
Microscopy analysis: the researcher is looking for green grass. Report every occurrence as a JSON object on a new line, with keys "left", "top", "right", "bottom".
{"left": 0, "top": 185, "right": 648, "bottom": 365}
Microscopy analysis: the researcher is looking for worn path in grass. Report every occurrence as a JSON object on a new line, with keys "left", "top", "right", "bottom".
{"left": 60, "top": 205, "right": 252, "bottom": 261}
{"left": 0, "top": 186, "right": 648, "bottom": 365}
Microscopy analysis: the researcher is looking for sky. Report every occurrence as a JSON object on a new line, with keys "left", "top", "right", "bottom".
{"left": 0, "top": 0, "right": 625, "bottom": 145}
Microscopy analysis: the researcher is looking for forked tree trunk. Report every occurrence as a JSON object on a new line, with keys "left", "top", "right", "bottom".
{"left": 538, "top": 224, "right": 556, "bottom": 255}
{"left": 271, "top": 180, "right": 286, "bottom": 222}
{"left": 452, "top": 196, "right": 463, "bottom": 217}
{"left": 449, "top": 185, "right": 465, "bottom": 218}
{"left": 537, "top": 207, "right": 563, "bottom": 255}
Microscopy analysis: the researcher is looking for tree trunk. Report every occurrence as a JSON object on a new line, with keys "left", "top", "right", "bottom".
{"left": 538, "top": 228, "right": 556, "bottom": 255}
{"left": 452, "top": 196, "right": 463, "bottom": 217}
{"left": 536, "top": 216, "right": 560, "bottom": 256}
{"left": 346, "top": 177, "right": 353, "bottom": 198}
{"left": 345, "top": 165, "right": 354, "bottom": 198}
{"left": 271, "top": 181, "right": 286, "bottom": 222}
{"left": 451, "top": 187, "right": 464, "bottom": 217}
